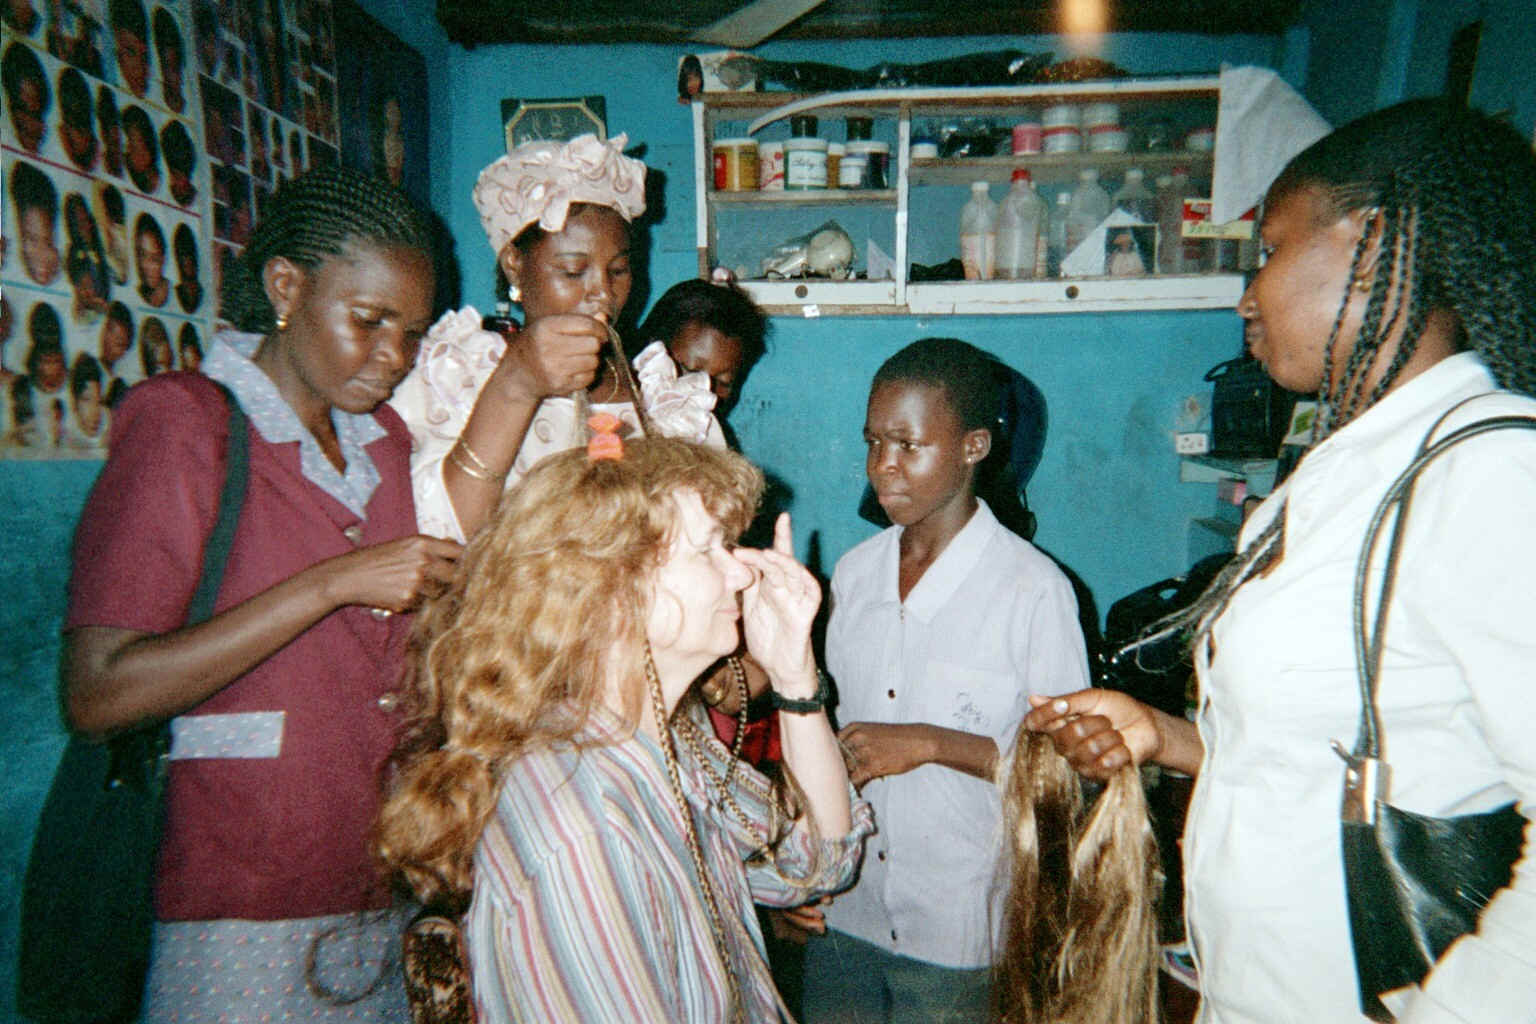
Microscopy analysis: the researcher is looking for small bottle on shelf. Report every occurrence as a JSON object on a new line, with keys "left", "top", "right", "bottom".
{"left": 1063, "top": 168, "right": 1111, "bottom": 275}
{"left": 1047, "top": 190, "right": 1071, "bottom": 277}
{"left": 959, "top": 180, "right": 998, "bottom": 281}
{"left": 1111, "top": 167, "right": 1157, "bottom": 223}
{"left": 995, "top": 169, "right": 1046, "bottom": 280}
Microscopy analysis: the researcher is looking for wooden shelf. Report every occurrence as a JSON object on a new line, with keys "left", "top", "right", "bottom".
{"left": 692, "top": 78, "right": 1239, "bottom": 316}
{"left": 708, "top": 188, "right": 896, "bottom": 205}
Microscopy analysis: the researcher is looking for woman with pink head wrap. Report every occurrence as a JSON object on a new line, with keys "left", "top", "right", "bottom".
{"left": 390, "top": 133, "right": 724, "bottom": 541}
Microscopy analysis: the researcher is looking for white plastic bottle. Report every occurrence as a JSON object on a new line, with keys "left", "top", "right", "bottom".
{"left": 994, "top": 169, "right": 1046, "bottom": 280}
{"left": 1047, "top": 190, "right": 1071, "bottom": 277}
{"left": 1111, "top": 167, "right": 1157, "bottom": 223}
{"left": 959, "top": 180, "right": 998, "bottom": 281}
{"left": 1063, "top": 168, "right": 1111, "bottom": 274}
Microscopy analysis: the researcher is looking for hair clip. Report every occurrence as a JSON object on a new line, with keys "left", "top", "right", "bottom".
{"left": 587, "top": 412, "right": 624, "bottom": 461}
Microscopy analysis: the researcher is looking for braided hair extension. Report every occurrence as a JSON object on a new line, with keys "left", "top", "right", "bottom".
{"left": 219, "top": 166, "right": 433, "bottom": 333}
{"left": 995, "top": 731, "right": 1162, "bottom": 1024}
{"left": 1133, "top": 100, "right": 1536, "bottom": 652}
{"left": 642, "top": 647, "right": 745, "bottom": 1024}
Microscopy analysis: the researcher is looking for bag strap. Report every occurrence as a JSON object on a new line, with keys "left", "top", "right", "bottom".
{"left": 106, "top": 382, "right": 250, "bottom": 784}
{"left": 1336, "top": 408, "right": 1536, "bottom": 819}
{"left": 187, "top": 382, "right": 250, "bottom": 625}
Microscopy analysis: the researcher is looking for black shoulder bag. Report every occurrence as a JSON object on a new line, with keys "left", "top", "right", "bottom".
{"left": 17, "top": 385, "right": 250, "bottom": 1024}
{"left": 1336, "top": 413, "right": 1535, "bottom": 1021}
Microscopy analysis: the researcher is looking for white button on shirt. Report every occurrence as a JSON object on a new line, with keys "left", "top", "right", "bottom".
{"left": 824, "top": 499, "right": 1090, "bottom": 968}
{"left": 1186, "top": 353, "right": 1536, "bottom": 1023}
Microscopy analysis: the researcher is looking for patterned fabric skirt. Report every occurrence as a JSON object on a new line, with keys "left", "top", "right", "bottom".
{"left": 143, "top": 908, "right": 413, "bottom": 1022}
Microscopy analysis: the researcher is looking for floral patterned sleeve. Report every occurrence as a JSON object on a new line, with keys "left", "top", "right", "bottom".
{"left": 388, "top": 306, "right": 505, "bottom": 543}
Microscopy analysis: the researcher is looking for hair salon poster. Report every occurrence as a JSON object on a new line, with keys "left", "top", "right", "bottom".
{"left": 2, "top": 0, "right": 342, "bottom": 459}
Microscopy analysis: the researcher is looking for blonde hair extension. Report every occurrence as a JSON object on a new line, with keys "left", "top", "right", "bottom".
{"left": 995, "top": 731, "right": 1163, "bottom": 1024}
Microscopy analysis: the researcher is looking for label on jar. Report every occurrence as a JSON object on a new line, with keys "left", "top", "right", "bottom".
{"left": 759, "top": 142, "right": 785, "bottom": 191}
{"left": 785, "top": 139, "right": 828, "bottom": 189}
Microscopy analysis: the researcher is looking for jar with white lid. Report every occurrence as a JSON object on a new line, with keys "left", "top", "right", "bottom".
{"left": 784, "top": 137, "right": 829, "bottom": 189}
{"left": 845, "top": 140, "right": 889, "bottom": 188}
{"left": 758, "top": 140, "right": 785, "bottom": 190}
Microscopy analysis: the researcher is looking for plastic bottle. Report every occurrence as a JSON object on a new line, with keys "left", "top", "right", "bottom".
{"left": 995, "top": 169, "right": 1046, "bottom": 280}
{"left": 1157, "top": 166, "right": 1193, "bottom": 274}
{"left": 1047, "top": 190, "right": 1071, "bottom": 277}
{"left": 1111, "top": 167, "right": 1157, "bottom": 223}
{"left": 1063, "top": 168, "right": 1110, "bottom": 274}
{"left": 959, "top": 180, "right": 998, "bottom": 281}
{"left": 482, "top": 299, "right": 519, "bottom": 341}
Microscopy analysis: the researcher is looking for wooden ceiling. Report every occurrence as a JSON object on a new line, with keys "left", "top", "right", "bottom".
{"left": 436, "top": 0, "right": 1309, "bottom": 48}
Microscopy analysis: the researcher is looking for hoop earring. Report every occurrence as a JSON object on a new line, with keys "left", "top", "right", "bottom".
{"left": 274, "top": 313, "right": 289, "bottom": 331}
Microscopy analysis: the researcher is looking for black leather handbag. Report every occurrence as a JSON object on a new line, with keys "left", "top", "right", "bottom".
{"left": 1335, "top": 413, "right": 1535, "bottom": 1021}
{"left": 17, "top": 385, "right": 249, "bottom": 1023}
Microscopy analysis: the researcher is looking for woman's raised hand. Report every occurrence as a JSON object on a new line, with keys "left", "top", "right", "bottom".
{"left": 733, "top": 513, "right": 820, "bottom": 686}
{"left": 492, "top": 313, "right": 608, "bottom": 402}
{"left": 318, "top": 535, "right": 463, "bottom": 614}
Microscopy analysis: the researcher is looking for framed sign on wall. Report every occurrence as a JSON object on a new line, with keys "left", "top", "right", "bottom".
{"left": 501, "top": 95, "right": 606, "bottom": 151}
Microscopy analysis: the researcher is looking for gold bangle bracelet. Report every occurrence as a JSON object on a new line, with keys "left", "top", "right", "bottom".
{"left": 449, "top": 441, "right": 505, "bottom": 482}
{"left": 455, "top": 438, "right": 497, "bottom": 474}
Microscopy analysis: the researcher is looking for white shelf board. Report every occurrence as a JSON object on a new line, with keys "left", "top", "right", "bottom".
{"left": 906, "top": 275, "right": 1244, "bottom": 315}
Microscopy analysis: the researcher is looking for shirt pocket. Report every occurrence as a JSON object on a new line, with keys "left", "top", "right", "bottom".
{"left": 910, "top": 661, "right": 1019, "bottom": 741}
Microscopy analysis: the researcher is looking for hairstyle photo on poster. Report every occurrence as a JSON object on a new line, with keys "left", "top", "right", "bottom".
{"left": 3, "top": 2, "right": 216, "bottom": 461}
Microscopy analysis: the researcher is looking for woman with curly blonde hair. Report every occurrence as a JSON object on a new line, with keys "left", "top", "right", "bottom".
{"left": 376, "top": 436, "right": 873, "bottom": 1022}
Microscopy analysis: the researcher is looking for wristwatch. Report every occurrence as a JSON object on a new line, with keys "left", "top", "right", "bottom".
{"left": 769, "top": 671, "right": 832, "bottom": 714}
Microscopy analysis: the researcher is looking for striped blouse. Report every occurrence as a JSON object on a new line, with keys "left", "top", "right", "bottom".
{"left": 467, "top": 704, "right": 874, "bottom": 1022}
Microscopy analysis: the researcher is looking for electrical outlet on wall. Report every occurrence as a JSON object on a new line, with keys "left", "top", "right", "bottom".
{"left": 1175, "top": 431, "right": 1211, "bottom": 455}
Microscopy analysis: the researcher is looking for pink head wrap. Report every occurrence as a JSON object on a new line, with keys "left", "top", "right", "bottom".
{"left": 472, "top": 133, "right": 647, "bottom": 256}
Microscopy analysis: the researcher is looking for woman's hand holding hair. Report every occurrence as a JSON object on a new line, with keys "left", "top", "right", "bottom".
{"left": 488, "top": 313, "right": 607, "bottom": 404}
{"left": 314, "top": 534, "right": 463, "bottom": 614}
{"left": 65, "top": 534, "right": 462, "bottom": 738}
{"left": 445, "top": 313, "right": 609, "bottom": 538}
{"left": 1024, "top": 688, "right": 1203, "bottom": 780}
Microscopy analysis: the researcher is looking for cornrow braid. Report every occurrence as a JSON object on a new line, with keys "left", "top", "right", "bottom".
{"left": 219, "top": 166, "right": 433, "bottom": 333}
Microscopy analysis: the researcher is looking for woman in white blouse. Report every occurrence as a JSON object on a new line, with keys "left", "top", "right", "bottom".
{"left": 1028, "top": 100, "right": 1536, "bottom": 1023}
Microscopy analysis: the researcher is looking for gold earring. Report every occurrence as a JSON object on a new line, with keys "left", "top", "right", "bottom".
{"left": 274, "top": 313, "right": 289, "bottom": 331}
{"left": 1354, "top": 276, "right": 1371, "bottom": 293}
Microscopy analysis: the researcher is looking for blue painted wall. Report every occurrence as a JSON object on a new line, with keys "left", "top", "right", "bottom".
{"left": 426, "top": 29, "right": 1284, "bottom": 611}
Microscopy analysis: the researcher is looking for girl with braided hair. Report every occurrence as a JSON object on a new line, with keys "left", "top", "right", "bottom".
{"left": 61, "top": 166, "right": 461, "bottom": 1019}
{"left": 1028, "top": 98, "right": 1536, "bottom": 1021}
{"left": 376, "top": 437, "right": 872, "bottom": 1021}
